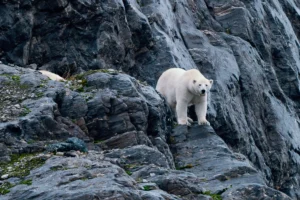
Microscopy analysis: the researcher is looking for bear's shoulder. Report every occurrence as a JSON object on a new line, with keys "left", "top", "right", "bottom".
{"left": 39, "top": 70, "right": 65, "bottom": 81}
{"left": 184, "top": 69, "right": 204, "bottom": 79}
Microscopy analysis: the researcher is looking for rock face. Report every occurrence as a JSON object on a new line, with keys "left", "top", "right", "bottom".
{"left": 0, "top": 64, "right": 172, "bottom": 161}
{"left": 2, "top": 151, "right": 180, "bottom": 200}
{"left": 170, "top": 125, "right": 291, "bottom": 200}
{"left": 1, "top": 0, "right": 300, "bottom": 199}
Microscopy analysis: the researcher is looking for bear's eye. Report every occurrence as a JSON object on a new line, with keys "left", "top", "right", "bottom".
{"left": 205, "top": 84, "right": 208, "bottom": 86}
{"left": 199, "top": 84, "right": 201, "bottom": 86}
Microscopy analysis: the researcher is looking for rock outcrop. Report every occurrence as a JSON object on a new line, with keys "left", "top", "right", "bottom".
{"left": 1, "top": 0, "right": 300, "bottom": 199}
{"left": 0, "top": 63, "right": 292, "bottom": 199}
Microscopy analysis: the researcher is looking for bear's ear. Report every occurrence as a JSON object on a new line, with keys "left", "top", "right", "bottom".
{"left": 209, "top": 79, "right": 213, "bottom": 85}
{"left": 193, "top": 80, "right": 197, "bottom": 84}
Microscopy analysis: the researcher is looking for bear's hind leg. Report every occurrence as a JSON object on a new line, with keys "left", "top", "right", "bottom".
{"left": 170, "top": 103, "right": 177, "bottom": 122}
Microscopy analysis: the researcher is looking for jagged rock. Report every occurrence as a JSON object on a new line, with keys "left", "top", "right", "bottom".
{"left": 1, "top": 0, "right": 300, "bottom": 198}
{"left": 0, "top": 64, "right": 171, "bottom": 165}
{"left": 222, "top": 184, "right": 292, "bottom": 200}
{"left": 168, "top": 125, "right": 292, "bottom": 199}
{"left": 105, "top": 145, "right": 170, "bottom": 169}
{"left": 45, "top": 137, "right": 88, "bottom": 153}
{"left": 1, "top": 151, "right": 180, "bottom": 200}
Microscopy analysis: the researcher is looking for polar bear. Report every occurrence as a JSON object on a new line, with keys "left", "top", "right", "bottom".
{"left": 39, "top": 70, "right": 66, "bottom": 82}
{"left": 156, "top": 68, "right": 213, "bottom": 126}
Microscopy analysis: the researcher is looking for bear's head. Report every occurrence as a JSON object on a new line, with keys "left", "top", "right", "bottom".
{"left": 191, "top": 78, "right": 213, "bottom": 96}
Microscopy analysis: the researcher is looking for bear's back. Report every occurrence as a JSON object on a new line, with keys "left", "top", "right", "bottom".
{"left": 156, "top": 68, "right": 187, "bottom": 103}
{"left": 156, "top": 68, "right": 185, "bottom": 89}
{"left": 39, "top": 70, "right": 65, "bottom": 81}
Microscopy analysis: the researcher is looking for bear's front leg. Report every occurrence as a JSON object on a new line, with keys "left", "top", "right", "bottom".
{"left": 195, "top": 101, "right": 210, "bottom": 126}
{"left": 176, "top": 100, "right": 190, "bottom": 126}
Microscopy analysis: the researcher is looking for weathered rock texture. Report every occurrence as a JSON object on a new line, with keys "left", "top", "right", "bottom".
{"left": 0, "top": 64, "right": 172, "bottom": 161}
{"left": 2, "top": 151, "right": 180, "bottom": 200}
{"left": 1, "top": 0, "right": 300, "bottom": 199}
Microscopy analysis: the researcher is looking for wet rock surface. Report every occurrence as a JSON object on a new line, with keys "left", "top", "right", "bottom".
{"left": 1, "top": 0, "right": 300, "bottom": 199}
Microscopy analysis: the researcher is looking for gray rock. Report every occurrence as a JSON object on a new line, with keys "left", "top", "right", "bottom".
{"left": 2, "top": 153, "right": 141, "bottom": 200}
{"left": 96, "top": 131, "right": 139, "bottom": 150}
{"left": 2, "top": 0, "right": 300, "bottom": 198}
{"left": 105, "top": 145, "right": 170, "bottom": 169}
{"left": 45, "top": 137, "right": 88, "bottom": 153}
{"left": 168, "top": 125, "right": 291, "bottom": 199}
{"left": 222, "top": 184, "right": 292, "bottom": 200}
{"left": 1, "top": 152, "right": 181, "bottom": 200}
{"left": 0, "top": 64, "right": 171, "bottom": 168}
{"left": 60, "top": 91, "right": 88, "bottom": 119}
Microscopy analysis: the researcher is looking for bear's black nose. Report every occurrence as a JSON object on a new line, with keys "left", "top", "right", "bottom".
{"left": 201, "top": 90, "right": 206, "bottom": 94}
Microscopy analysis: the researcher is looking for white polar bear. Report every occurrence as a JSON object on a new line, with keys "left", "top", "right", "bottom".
{"left": 156, "top": 68, "right": 213, "bottom": 126}
{"left": 39, "top": 70, "right": 66, "bottom": 82}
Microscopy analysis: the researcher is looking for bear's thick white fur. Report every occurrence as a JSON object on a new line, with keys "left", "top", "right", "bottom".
{"left": 39, "top": 70, "right": 65, "bottom": 82}
{"left": 156, "top": 68, "right": 213, "bottom": 126}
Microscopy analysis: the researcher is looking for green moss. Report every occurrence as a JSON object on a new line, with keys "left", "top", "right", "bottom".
{"left": 0, "top": 153, "right": 47, "bottom": 178}
{"left": 19, "top": 106, "right": 31, "bottom": 117}
{"left": 143, "top": 185, "right": 153, "bottom": 191}
{"left": 81, "top": 79, "right": 87, "bottom": 86}
{"left": 39, "top": 83, "right": 46, "bottom": 88}
{"left": 94, "top": 139, "right": 104, "bottom": 144}
{"left": 125, "top": 170, "right": 132, "bottom": 175}
{"left": 26, "top": 139, "right": 35, "bottom": 144}
{"left": 19, "top": 179, "right": 32, "bottom": 185}
{"left": 176, "top": 164, "right": 193, "bottom": 170}
{"left": 11, "top": 75, "right": 20, "bottom": 83}
{"left": 124, "top": 164, "right": 138, "bottom": 169}
{"left": 76, "top": 86, "right": 84, "bottom": 92}
{"left": 0, "top": 73, "right": 37, "bottom": 122}
{"left": 226, "top": 28, "right": 231, "bottom": 34}
{"left": 35, "top": 92, "right": 44, "bottom": 98}
{"left": 202, "top": 191, "right": 222, "bottom": 200}
{"left": 0, "top": 182, "right": 14, "bottom": 195}
{"left": 38, "top": 79, "right": 48, "bottom": 88}
{"left": 5, "top": 74, "right": 28, "bottom": 89}
{"left": 67, "top": 69, "right": 121, "bottom": 92}
{"left": 123, "top": 164, "right": 138, "bottom": 176}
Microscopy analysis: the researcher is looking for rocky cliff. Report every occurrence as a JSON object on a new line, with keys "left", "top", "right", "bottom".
{"left": 1, "top": 0, "right": 300, "bottom": 199}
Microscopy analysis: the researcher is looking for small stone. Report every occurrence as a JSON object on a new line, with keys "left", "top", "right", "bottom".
{"left": 1, "top": 174, "right": 9, "bottom": 179}
{"left": 64, "top": 151, "right": 79, "bottom": 157}
{"left": 7, "top": 167, "right": 13, "bottom": 171}
{"left": 43, "top": 153, "right": 53, "bottom": 159}
{"left": 150, "top": 173, "right": 155, "bottom": 177}
{"left": 29, "top": 64, "right": 37, "bottom": 70}
{"left": 142, "top": 179, "right": 148, "bottom": 183}
{"left": 56, "top": 152, "right": 64, "bottom": 156}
